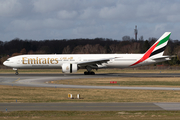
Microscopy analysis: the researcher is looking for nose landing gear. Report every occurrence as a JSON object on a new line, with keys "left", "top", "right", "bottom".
{"left": 13, "top": 68, "right": 19, "bottom": 75}
{"left": 15, "top": 70, "right": 19, "bottom": 75}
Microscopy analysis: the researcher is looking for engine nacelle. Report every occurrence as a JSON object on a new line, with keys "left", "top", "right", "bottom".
{"left": 62, "top": 63, "right": 78, "bottom": 73}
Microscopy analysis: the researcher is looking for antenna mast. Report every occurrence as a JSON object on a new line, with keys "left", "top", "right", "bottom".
{"left": 134, "top": 25, "right": 138, "bottom": 41}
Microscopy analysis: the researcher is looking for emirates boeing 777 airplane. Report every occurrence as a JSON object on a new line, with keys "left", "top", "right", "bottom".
{"left": 3, "top": 32, "right": 173, "bottom": 75}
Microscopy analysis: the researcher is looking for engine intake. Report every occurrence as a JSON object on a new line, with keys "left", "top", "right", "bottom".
{"left": 62, "top": 63, "right": 78, "bottom": 73}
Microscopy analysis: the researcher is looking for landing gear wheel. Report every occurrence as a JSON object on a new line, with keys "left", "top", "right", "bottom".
{"left": 90, "top": 71, "right": 95, "bottom": 75}
{"left": 84, "top": 71, "right": 88, "bottom": 75}
{"left": 84, "top": 71, "right": 95, "bottom": 75}
{"left": 15, "top": 70, "right": 19, "bottom": 75}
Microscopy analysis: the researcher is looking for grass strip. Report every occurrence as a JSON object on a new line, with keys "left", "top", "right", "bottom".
{"left": 1, "top": 111, "right": 180, "bottom": 120}
{"left": 1, "top": 85, "right": 180, "bottom": 103}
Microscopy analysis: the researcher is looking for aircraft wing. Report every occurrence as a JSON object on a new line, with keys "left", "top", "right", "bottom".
{"left": 77, "top": 57, "right": 116, "bottom": 67}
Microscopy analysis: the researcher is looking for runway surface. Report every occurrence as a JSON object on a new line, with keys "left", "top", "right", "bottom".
{"left": 1, "top": 73, "right": 180, "bottom": 111}
{"left": 1, "top": 103, "right": 180, "bottom": 111}
{"left": 1, "top": 73, "right": 180, "bottom": 90}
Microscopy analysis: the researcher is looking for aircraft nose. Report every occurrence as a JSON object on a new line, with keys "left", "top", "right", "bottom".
{"left": 3, "top": 61, "right": 7, "bottom": 66}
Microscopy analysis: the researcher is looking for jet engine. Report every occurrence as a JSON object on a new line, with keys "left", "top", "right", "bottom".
{"left": 62, "top": 63, "right": 78, "bottom": 73}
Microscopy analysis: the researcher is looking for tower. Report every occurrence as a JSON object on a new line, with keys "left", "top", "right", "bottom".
{"left": 134, "top": 25, "right": 138, "bottom": 41}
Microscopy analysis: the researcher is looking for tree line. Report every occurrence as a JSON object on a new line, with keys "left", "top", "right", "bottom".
{"left": 0, "top": 36, "right": 180, "bottom": 65}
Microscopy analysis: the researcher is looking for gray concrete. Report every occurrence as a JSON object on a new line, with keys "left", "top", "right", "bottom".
{"left": 1, "top": 102, "right": 180, "bottom": 111}
{"left": 155, "top": 103, "right": 180, "bottom": 110}
{"left": 0, "top": 73, "right": 180, "bottom": 90}
{"left": 0, "top": 103, "right": 164, "bottom": 111}
{"left": 1, "top": 73, "right": 180, "bottom": 111}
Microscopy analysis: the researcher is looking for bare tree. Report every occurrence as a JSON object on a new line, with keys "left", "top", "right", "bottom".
{"left": 20, "top": 48, "right": 27, "bottom": 54}
{"left": 109, "top": 44, "right": 118, "bottom": 53}
{"left": 62, "top": 45, "right": 71, "bottom": 54}
{"left": 122, "top": 36, "right": 130, "bottom": 41}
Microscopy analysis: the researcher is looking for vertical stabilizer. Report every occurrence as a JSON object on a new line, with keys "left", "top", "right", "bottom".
{"left": 131, "top": 32, "right": 171, "bottom": 66}
{"left": 149, "top": 32, "right": 171, "bottom": 58}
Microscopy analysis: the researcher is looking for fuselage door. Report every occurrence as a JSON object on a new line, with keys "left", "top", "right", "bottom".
{"left": 17, "top": 59, "right": 21, "bottom": 64}
{"left": 78, "top": 57, "right": 81, "bottom": 62}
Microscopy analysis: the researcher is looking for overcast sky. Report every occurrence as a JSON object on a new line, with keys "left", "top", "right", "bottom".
{"left": 0, "top": 0, "right": 180, "bottom": 41}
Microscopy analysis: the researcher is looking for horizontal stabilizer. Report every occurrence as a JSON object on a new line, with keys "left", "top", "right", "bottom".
{"left": 151, "top": 55, "right": 176, "bottom": 60}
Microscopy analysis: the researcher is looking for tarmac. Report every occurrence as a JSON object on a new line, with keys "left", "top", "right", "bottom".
{"left": 0, "top": 73, "right": 180, "bottom": 90}
{"left": 1, "top": 103, "right": 180, "bottom": 111}
{"left": 1, "top": 73, "right": 180, "bottom": 111}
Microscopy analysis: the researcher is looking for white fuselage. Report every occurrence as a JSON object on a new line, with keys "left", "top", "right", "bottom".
{"left": 3, "top": 32, "right": 172, "bottom": 74}
{"left": 3, "top": 54, "right": 160, "bottom": 69}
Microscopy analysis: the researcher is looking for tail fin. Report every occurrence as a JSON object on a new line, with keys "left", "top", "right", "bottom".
{"left": 148, "top": 32, "right": 171, "bottom": 58}
{"left": 131, "top": 32, "right": 171, "bottom": 66}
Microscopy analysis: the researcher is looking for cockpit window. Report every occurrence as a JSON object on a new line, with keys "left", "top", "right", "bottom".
{"left": 6, "top": 59, "right": 10, "bottom": 61}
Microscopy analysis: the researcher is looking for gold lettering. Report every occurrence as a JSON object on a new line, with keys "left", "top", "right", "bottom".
{"left": 22, "top": 57, "right": 27, "bottom": 64}
{"left": 66, "top": 66, "right": 69, "bottom": 70}
{"left": 36, "top": 57, "right": 38, "bottom": 64}
{"left": 47, "top": 58, "right": 50, "bottom": 64}
{"left": 54, "top": 58, "right": 58, "bottom": 64}
{"left": 39, "top": 58, "right": 42, "bottom": 64}
{"left": 63, "top": 57, "right": 67, "bottom": 60}
{"left": 23, "top": 57, "right": 59, "bottom": 64}
{"left": 50, "top": 58, "right": 54, "bottom": 64}
{"left": 69, "top": 57, "right": 73, "bottom": 60}
{"left": 28, "top": 58, "right": 36, "bottom": 64}
{"left": 42, "top": 58, "right": 46, "bottom": 64}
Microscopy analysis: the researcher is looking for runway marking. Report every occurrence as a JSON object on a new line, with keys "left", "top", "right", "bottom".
{"left": 12, "top": 78, "right": 20, "bottom": 83}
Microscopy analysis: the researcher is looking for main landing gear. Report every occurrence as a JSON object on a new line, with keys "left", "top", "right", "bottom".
{"left": 84, "top": 66, "right": 96, "bottom": 75}
{"left": 84, "top": 71, "right": 95, "bottom": 75}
